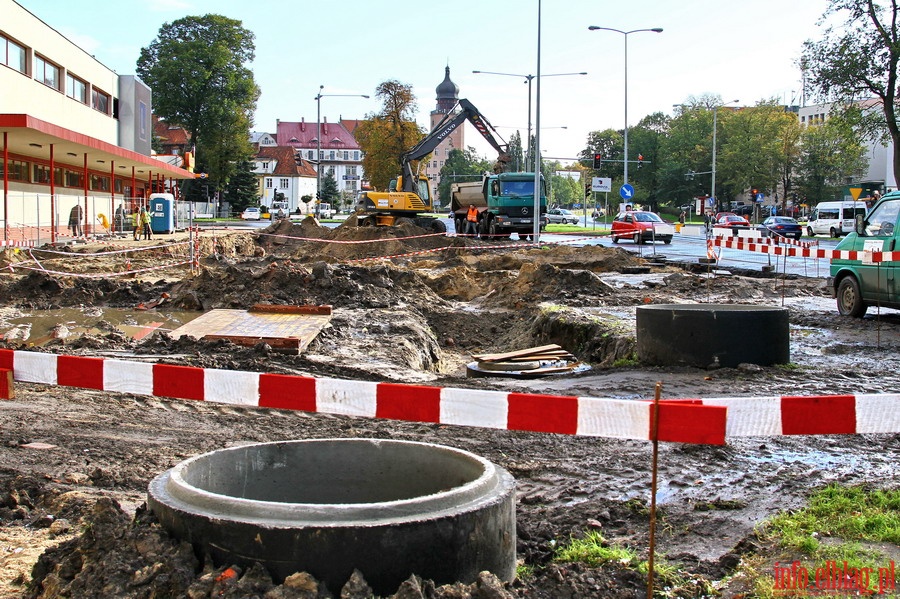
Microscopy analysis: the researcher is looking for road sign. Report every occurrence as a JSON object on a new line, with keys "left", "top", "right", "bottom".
{"left": 849, "top": 187, "right": 863, "bottom": 200}
{"left": 755, "top": 192, "right": 765, "bottom": 202}
{"left": 592, "top": 177, "right": 612, "bottom": 193}
{"left": 620, "top": 183, "right": 635, "bottom": 200}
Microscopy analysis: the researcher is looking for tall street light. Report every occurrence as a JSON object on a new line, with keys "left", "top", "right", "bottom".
{"left": 711, "top": 100, "right": 740, "bottom": 213}
{"left": 314, "top": 85, "right": 370, "bottom": 199}
{"left": 587, "top": 26, "right": 663, "bottom": 187}
{"left": 472, "top": 70, "right": 586, "bottom": 167}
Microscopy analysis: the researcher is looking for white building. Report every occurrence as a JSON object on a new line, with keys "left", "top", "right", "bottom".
{"left": 0, "top": 0, "right": 192, "bottom": 244}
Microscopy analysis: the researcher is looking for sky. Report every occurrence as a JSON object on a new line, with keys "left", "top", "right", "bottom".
{"left": 18, "top": 0, "right": 833, "bottom": 164}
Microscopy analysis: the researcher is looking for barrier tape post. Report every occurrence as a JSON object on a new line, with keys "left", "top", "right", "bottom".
{"left": 646, "top": 381, "right": 662, "bottom": 599}
{"left": 0, "top": 368, "right": 13, "bottom": 399}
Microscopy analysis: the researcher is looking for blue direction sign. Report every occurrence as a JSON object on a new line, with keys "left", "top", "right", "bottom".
{"left": 620, "top": 183, "right": 635, "bottom": 200}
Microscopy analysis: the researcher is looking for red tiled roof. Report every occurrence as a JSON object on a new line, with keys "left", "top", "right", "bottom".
{"left": 152, "top": 116, "right": 190, "bottom": 146}
{"left": 276, "top": 119, "right": 360, "bottom": 149}
{"left": 256, "top": 146, "right": 316, "bottom": 177}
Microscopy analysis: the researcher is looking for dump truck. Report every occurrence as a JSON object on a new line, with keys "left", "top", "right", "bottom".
{"left": 355, "top": 98, "right": 511, "bottom": 233}
{"left": 451, "top": 172, "right": 547, "bottom": 239}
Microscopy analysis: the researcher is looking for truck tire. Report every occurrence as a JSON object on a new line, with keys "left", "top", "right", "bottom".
{"left": 395, "top": 217, "right": 416, "bottom": 227}
{"left": 807, "top": 226, "right": 814, "bottom": 237}
{"left": 830, "top": 227, "right": 839, "bottom": 238}
{"left": 836, "top": 276, "right": 867, "bottom": 317}
{"left": 488, "top": 220, "right": 510, "bottom": 240}
{"left": 429, "top": 219, "right": 447, "bottom": 233}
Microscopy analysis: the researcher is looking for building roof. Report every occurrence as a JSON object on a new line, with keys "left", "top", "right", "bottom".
{"left": 256, "top": 146, "right": 317, "bottom": 177}
{"left": 152, "top": 116, "right": 190, "bottom": 147}
{"left": 1, "top": 114, "right": 193, "bottom": 179}
{"left": 276, "top": 119, "right": 360, "bottom": 150}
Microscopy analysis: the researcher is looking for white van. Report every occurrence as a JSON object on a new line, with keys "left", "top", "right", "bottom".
{"left": 806, "top": 201, "right": 868, "bottom": 237}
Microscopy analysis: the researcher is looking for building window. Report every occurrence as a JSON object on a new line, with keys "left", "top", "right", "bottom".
{"left": 34, "top": 55, "right": 60, "bottom": 90}
{"left": 265, "top": 178, "right": 273, "bottom": 188}
{"left": 354, "top": 151, "right": 360, "bottom": 161}
{"left": 1, "top": 35, "right": 26, "bottom": 74}
{"left": 91, "top": 87, "right": 110, "bottom": 114}
{"left": 329, "top": 151, "right": 335, "bottom": 160}
{"left": 307, "top": 150, "right": 314, "bottom": 160}
{"left": 0, "top": 159, "right": 28, "bottom": 181}
{"left": 90, "top": 174, "right": 111, "bottom": 192}
{"left": 327, "top": 167, "right": 335, "bottom": 176}
{"left": 64, "top": 169, "right": 84, "bottom": 188}
{"left": 32, "top": 163, "right": 51, "bottom": 184}
{"left": 343, "top": 151, "right": 349, "bottom": 160}
{"left": 139, "top": 101, "right": 147, "bottom": 139}
{"left": 280, "top": 178, "right": 289, "bottom": 188}
{"left": 261, "top": 162, "right": 270, "bottom": 170}
{"left": 66, "top": 73, "right": 87, "bottom": 103}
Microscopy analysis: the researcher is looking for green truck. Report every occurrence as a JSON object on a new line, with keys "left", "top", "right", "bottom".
{"left": 450, "top": 172, "right": 547, "bottom": 240}
{"left": 829, "top": 190, "right": 900, "bottom": 316}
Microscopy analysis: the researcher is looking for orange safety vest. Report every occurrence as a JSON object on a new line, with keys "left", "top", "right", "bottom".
{"left": 467, "top": 206, "right": 479, "bottom": 222}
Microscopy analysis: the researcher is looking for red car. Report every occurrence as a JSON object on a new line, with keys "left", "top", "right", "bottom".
{"left": 714, "top": 214, "right": 751, "bottom": 229}
{"left": 611, "top": 211, "right": 675, "bottom": 244}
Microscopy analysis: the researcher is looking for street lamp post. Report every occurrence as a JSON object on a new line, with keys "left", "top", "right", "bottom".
{"left": 472, "top": 70, "right": 585, "bottom": 168}
{"left": 711, "top": 100, "right": 739, "bottom": 214}
{"left": 587, "top": 26, "right": 662, "bottom": 186}
{"left": 314, "top": 86, "right": 370, "bottom": 201}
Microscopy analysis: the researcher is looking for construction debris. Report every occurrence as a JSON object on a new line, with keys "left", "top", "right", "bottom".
{"left": 467, "top": 344, "right": 580, "bottom": 378}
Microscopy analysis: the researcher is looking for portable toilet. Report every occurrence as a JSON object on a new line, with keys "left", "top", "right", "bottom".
{"left": 149, "top": 193, "right": 176, "bottom": 234}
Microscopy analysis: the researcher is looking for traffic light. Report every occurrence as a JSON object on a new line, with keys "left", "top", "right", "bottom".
{"left": 637, "top": 154, "right": 644, "bottom": 169}
{"left": 593, "top": 153, "right": 602, "bottom": 169}
{"left": 584, "top": 183, "right": 591, "bottom": 198}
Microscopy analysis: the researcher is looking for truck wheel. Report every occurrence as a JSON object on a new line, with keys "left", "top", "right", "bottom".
{"left": 395, "top": 217, "right": 416, "bottom": 227}
{"left": 430, "top": 219, "right": 447, "bottom": 233}
{"left": 837, "top": 276, "right": 867, "bottom": 317}
{"left": 807, "top": 226, "right": 814, "bottom": 237}
{"left": 830, "top": 227, "right": 839, "bottom": 238}
{"left": 663, "top": 237, "right": 672, "bottom": 245}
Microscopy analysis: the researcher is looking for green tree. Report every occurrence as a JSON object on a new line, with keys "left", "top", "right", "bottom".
{"left": 437, "top": 147, "right": 492, "bottom": 207}
{"left": 355, "top": 80, "right": 424, "bottom": 191}
{"left": 506, "top": 131, "right": 526, "bottom": 172}
{"left": 797, "top": 115, "right": 868, "bottom": 203}
{"left": 321, "top": 172, "right": 339, "bottom": 203}
{"left": 221, "top": 159, "right": 259, "bottom": 213}
{"left": 137, "top": 14, "right": 259, "bottom": 189}
{"left": 802, "top": 0, "right": 900, "bottom": 182}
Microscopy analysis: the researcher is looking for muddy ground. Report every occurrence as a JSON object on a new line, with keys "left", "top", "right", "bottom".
{"left": 0, "top": 217, "right": 897, "bottom": 598}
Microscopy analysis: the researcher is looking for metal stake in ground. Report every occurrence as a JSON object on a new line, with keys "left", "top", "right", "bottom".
{"left": 646, "top": 381, "right": 662, "bottom": 599}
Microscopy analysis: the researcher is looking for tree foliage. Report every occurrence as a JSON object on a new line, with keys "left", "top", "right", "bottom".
{"left": 797, "top": 114, "right": 868, "bottom": 202}
{"left": 321, "top": 172, "right": 340, "bottom": 203}
{"left": 221, "top": 158, "right": 259, "bottom": 212}
{"left": 355, "top": 80, "right": 424, "bottom": 191}
{"left": 506, "top": 131, "right": 526, "bottom": 172}
{"left": 802, "top": 0, "right": 900, "bottom": 181}
{"left": 137, "top": 14, "right": 259, "bottom": 190}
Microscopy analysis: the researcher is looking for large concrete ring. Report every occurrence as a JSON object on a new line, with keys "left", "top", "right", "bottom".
{"left": 148, "top": 438, "right": 516, "bottom": 595}
{"left": 636, "top": 304, "right": 789, "bottom": 368}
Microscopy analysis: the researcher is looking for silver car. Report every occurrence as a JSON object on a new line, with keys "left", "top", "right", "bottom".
{"left": 546, "top": 208, "right": 579, "bottom": 224}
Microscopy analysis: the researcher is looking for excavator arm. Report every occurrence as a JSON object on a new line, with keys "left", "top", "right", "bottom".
{"left": 398, "top": 99, "right": 510, "bottom": 193}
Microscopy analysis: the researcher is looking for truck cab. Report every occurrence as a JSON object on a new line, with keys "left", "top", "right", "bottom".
{"left": 829, "top": 192, "right": 898, "bottom": 316}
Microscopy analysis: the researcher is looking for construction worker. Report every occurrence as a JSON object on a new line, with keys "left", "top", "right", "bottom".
{"left": 140, "top": 206, "right": 152, "bottom": 240}
{"left": 465, "top": 204, "right": 479, "bottom": 237}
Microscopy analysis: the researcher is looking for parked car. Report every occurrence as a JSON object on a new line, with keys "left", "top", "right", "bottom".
{"left": 546, "top": 208, "right": 579, "bottom": 225}
{"left": 758, "top": 216, "right": 802, "bottom": 239}
{"left": 611, "top": 210, "right": 675, "bottom": 244}
{"left": 241, "top": 206, "right": 261, "bottom": 221}
{"left": 733, "top": 204, "right": 754, "bottom": 216}
{"left": 714, "top": 214, "right": 751, "bottom": 229}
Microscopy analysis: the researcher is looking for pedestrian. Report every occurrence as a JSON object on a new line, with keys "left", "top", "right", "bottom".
{"left": 592, "top": 208, "right": 600, "bottom": 221}
{"left": 465, "top": 204, "right": 479, "bottom": 237}
{"left": 679, "top": 211, "right": 686, "bottom": 225}
{"left": 132, "top": 207, "right": 141, "bottom": 240}
{"left": 68, "top": 203, "right": 83, "bottom": 237}
{"left": 140, "top": 206, "right": 152, "bottom": 240}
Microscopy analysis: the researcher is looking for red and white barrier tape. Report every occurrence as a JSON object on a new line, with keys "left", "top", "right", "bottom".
{"left": 0, "top": 240, "right": 36, "bottom": 248}
{"left": 1, "top": 349, "right": 897, "bottom": 445}
{"left": 712, "top": 236, "right": 900, "bottom": 262}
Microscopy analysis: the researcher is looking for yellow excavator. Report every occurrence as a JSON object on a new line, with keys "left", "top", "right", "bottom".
{"left": 354, "top": 99, "right": 509, "bottom": 232}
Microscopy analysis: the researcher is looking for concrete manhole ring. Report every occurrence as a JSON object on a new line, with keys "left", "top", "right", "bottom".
{"left": 148, "top": 438, "right": 516, "bottom": 594}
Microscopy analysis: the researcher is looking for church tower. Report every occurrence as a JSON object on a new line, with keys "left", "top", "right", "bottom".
{"left": 425, "top": 66, "right": 464, "bottom": 196}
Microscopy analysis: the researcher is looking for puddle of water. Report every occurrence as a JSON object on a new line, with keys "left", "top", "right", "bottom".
{"left": 0, "top": 307, "right": 200, "bottom": 346}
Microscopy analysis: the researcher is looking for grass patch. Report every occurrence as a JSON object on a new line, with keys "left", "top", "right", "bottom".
{"left": 747, "top": 484, "right": 900, "bottom": 596}
{"left": 612, "top": 353, "right": 640, "bottom": 368}
{"left": 544, "top": 224, "right": 609, "bottom": 235}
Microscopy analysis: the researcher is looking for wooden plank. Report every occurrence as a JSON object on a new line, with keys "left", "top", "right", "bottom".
{"left": 472, "top": 344, "right": 563, "bottom": 362}
{"left": 502, "top": 353, "right": 574, "bottom": 362}
{"left": 250, "top": 304, "right": 333, "bottom": 316}
{"left": 201, "top": 335, "right": 302, "bottom": 351}
{"left": 0, "top": 369, "right": 14, "bottom": 400}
